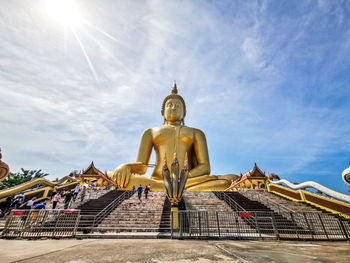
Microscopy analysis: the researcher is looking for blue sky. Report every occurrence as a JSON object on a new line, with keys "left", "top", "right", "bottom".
{"left": 0, "top": 0, "right": 349, "bottom": 194}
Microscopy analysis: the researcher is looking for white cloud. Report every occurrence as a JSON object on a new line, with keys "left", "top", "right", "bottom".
{"left": 0, "top": 0, "right": 349, "bottom": 193}
{"left": 242, "top": 37, "right": 261, "bottom": 64}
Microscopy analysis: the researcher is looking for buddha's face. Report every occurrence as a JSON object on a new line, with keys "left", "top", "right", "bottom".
{"left": 164, "top": 98, "right": 184, "bottom": 122}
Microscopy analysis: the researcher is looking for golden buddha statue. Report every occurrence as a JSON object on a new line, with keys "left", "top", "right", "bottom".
{"left": 108, "top": 83, "right": 237, "bottom": 191}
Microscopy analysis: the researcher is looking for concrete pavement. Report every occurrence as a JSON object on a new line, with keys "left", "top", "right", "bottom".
{"left": 0, "top": 239, "right": 349, "bottom": 263}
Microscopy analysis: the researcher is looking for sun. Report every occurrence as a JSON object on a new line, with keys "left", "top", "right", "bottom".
{"left": 46, "top": 0, "right": 81, "bottom": 28}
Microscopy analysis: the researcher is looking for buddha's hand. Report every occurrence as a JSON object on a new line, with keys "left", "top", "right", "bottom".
{"left": 111, "top": 164, "right": 131, "bottom": 189}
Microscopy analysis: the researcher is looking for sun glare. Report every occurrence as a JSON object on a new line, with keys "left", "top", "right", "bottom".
{"left": 46, "top": 0, "right": 81, "bottom": 28}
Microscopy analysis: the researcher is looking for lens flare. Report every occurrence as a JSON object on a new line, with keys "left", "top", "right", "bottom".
{"left": 46, "top": 0, "right": 81, "bottom": 28}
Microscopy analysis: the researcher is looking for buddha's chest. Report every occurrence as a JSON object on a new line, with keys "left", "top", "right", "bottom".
{"left": 153, "top": 127, "right": 194, "bottom": 146}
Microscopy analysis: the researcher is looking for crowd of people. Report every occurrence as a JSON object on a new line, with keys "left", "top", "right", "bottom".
{"left": 0, "top": 180, "right": 93, "bottom": 217}
{"left": 49, "top": 180, "right": 90, "bottom": 210}
{"left": 0, "top": 181, "right": 151, "bottom": 217}
{"left": 0, "top": 195, "right": 46, "bottom": 219}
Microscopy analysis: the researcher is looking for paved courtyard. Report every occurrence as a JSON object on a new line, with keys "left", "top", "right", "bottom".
{"left": 0, "top": 239, "right": 349, "bottom": 263}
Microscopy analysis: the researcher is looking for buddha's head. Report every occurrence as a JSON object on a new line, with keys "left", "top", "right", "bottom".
{"left": 161, "top": 82, "right": 186, "bottom": 125}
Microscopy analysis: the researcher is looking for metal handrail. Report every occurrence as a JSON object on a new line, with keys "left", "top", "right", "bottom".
{"left": 218, "top": 192, "right": 247, "bottom": 212}
{"left": 2, "top": 209, "right": 81, "bottom": 238}
{"left": 215, "top": 192, "right": 257, "bottom": 227}
{"left": 241, "top": 190, "right": 294, "bottom": 214}
{"left": 173, "top": 210, "right": 350, "bottom": 241}
{"left": 239, "top": 190, "right": 307, "bottom": 225}
{"left": 92, "top": 189, "right": 135, "bottom": 227}
{"left": 239, "top": 190, "right": 328, "bottom": 229}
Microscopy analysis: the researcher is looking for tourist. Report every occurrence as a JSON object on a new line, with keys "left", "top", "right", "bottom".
{"left": 144, "top": 184, "right": 150, "bottom": 199}
{"left": 83, "top": 180, "right": 89, "bottom": 188}
{"left": 64, "top": 191, "right": 74, "bottom": 209}
{"left": 73, "top": 183, "right": 80, "bottom": 201}
{"left": 11, "top": 194, "right": 24, "bottom": 209}
{"left": 20, "top": 197, "right": 35, "bottom": 222}
{"left": 4, "top": 195, "right": 13, "bottom": 214}
{"left": 29, "top": 201, "right": 46, "bottom": 222}
{"left": 52, "top": 192, "right": 61, "bottom": 209}
{"left": 33, "top": 201, "right": 46, "bottom": 210}
{"left": 50, "top": 187, "right": 57, "bottom": 200}
{"left": 24, "top": 197, "right": 35, "bottom": 210}
{"left": 137, "top": 184, "right": 143, "bottom": 200}
{"left": 69, "top": 171, "right": 76, "bottom": 180}
{"left": 80, "top": 181, "right": 89, "bottom": 202}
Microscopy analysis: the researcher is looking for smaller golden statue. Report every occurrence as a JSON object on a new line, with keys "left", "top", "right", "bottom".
{"left": 108, "top": 83, "right": 237, "bottom": 191}
{"left": 163, "top": 153, "right": 189, "bottom": 203}
{"left": 0, "top": 148, "right": 10, "bottom": 182}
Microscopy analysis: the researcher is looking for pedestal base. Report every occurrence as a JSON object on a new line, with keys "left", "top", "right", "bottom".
{"left": 171, "top": 204, "right": 179, "bottom": 229}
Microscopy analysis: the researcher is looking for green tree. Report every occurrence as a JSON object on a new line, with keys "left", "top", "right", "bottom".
{"left": 0, "top": 169, "right": 49, "bottom": 190}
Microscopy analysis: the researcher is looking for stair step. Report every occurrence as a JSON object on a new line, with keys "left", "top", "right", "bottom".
{"left": 97, "top": 191, "right": 167, "bottom": 232}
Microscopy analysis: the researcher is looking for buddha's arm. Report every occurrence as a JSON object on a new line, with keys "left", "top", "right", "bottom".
{"left": 189, "top": 129, "right": 211, "bottom": 178}
{"left": 135, "top": 128, "right": 153, "bottom": 172}
{"left": 109, "top": 129, "right": 153, "bottom": 188}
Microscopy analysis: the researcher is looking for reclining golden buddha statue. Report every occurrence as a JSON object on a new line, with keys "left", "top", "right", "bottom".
{"left": 108, "top": 83, "right": 237, "bottom": 191}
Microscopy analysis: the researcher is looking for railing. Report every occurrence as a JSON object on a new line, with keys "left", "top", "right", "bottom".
{"left": 219, "top": 190, "right": 341, "bottom": 233}
{"left": 171, "top": 210, "right": 350, "bottom": 241}
{"left": 92, "top": 189, "right": 135, "bottom": 227}
{"left": 70, "top": 189, "right": 111, "bottom": 209}
{"left": 239, "top": 190, "right": 310, "bottom": 225}
{"left": 239, "top": 190, "right": 343, "bottom": 232}
{"left": 214, "top": 191, "right": 246, "bottom": 212}
{"left": 240, "top": 190, "right": 294, "bottom": 214}
{"left": 213, "top": 191, "right": 257, "bottom": 227}
{"left": 1, "top": 209, "right": 80, "bottom": 238}
{"left": 2, "top": 208, "right": 349, "bottom": 240}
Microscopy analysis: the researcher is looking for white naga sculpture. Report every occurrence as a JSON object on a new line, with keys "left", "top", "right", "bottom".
{"left": 342, "top": 162, "right": 350, "bottom": 188}
{"left": 272, "top": 179, "right": 350, "bottom": 204}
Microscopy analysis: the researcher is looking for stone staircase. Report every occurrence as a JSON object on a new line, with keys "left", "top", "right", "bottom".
{"left": 183, "top": 191, "right": 256, "bottom": 236}
{"left": 221, "top": 192, "right": 305, "bottom": 236}
{"left": 248, "top": 190, "right": 319, "bottom": 213}
{"left": 243, "top": 190, "right": 350, "bottom": 237}
{"left": 183, "top": 191, "right": 232, "bottom": 211}
{"left": 45, "top": 189, "right": 112, "bottom": 210}
{"left": 96, "top": 191, "right": 167, "bottom": 233}
{"left": 159, "top": 197, "right": 171, "bottom": 231}
{"left": 77, "top": 190, "right": 129, "bottom": 231}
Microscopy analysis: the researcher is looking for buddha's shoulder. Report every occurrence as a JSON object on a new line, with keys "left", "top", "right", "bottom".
{"left": 183, "top": 126, "right": 205, "bottom": 135}
{"left": 148, "top": 125, "right": 205, "bottom": 134}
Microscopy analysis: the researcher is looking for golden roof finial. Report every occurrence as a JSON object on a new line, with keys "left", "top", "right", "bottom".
{"left": 172, "top": 81, "right": 178, "bottom": 94}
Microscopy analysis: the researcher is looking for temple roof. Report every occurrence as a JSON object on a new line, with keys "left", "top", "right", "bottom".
{"left": 243, "top": 163, "right": 265, "bottom": 178}
{"left": 231, "top": 163, "right": 266, "bottom": 185}
{"left": 81, "top": 161, "right": 105, "bottom": 176}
